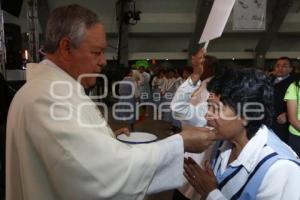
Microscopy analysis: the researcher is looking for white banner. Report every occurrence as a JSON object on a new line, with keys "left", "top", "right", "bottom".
{"left": 199, "top": 0, "right": 236, "bottom": 44}
{"left": 233, "top": 0, "right": 267, "bottom": 31}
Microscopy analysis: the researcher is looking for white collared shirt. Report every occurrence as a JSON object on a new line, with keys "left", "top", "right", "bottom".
{"left": 273, "top": 74, "right": 290, "bottom": 84}
{"left": 207, "top": 126, "right": 300, "bottom": 200}
{"left": 170, "top": 77, "right": 207, "bottom": 127}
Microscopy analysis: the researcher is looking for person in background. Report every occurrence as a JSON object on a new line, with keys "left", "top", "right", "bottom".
{"left": 171, "top": 49, "right": 221, "bottom": 200}
{"left": 174, "top": 68, "right": 183, "bottom": 85}
{"left": 116, "top": 68, "right": 138, "bottom": 131}
{"left": 162, "top": 69, "right": 182, "bottom": 133}
{"left": 6, "top": 4, "right": 218, "bottom": 200}
{"left": 151, "top": 69, "right": 166, "bottom": 108}
{"left": 138, "top": 65, "right": 151, "bottom": 117}
{"left": 294, "top": 65, "right": 300, "bottom": 74}
{"left": 271, "top": 57, "right": 294, "bottom": 143}
{"left": 171, "top": 50, "right": 221, "bottom": 129}
{"left": 184, "top": 68, "right": 300, "bottom": 200}
{"left": 263, "top": 64, "right": 275, "bottom": 79}
{"left": 132, "top": 68, "right": 143, "bottom": 89}
{"left": 161, "top": 69, "right": 175, "bottom": 123}
{"left": 170, "top": 69, "right": 184, "bottom": 134}
{"left": 182, "top": 66, "right": 193, "bottom": 80}
{"left": 131, "top": 68, "right": 143, "bottom": 120}
{"left": 189, "top": 54, "right": 222, "bottom": 109}
{"left": 149, "top": 65, "right": 160, "bottom": 93}
{"left": 285, "top": 73, "right": 300, "bottom": 156}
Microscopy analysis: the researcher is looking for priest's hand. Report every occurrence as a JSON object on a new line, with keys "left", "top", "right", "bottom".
{"left": 180, "top": 126, "right": 218, "bottom": 153}
{"left": 114, "top": 127, "right": 130, "bottom": 136}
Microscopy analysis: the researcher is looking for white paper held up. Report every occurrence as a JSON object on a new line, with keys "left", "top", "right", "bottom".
{"left": 199, "top": 0, "right": 236, "bottom": 45}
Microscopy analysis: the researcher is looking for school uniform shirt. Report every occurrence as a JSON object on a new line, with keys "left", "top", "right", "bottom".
{"left": 205, "top": 125, "right": 300, "bottom": 200}
{"left": 6, "top": 59, "right": 185, "bottom": 200}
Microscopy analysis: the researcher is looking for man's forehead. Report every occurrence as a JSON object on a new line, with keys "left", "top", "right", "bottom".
{"left": 85, "top": 34, "right": 107, "bottom": 48}
{"left": 85, "top": 24, "right": 106, "bottom": 38}
{"left": 90, "top": 42, "right": 107, "bottom": 49}
{"left": 276, "top": 59, "right": 290, "bottom": 65}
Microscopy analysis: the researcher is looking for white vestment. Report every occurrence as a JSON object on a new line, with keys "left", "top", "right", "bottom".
{"left": 6, "top": 60, "right": 184, "bottom": 200}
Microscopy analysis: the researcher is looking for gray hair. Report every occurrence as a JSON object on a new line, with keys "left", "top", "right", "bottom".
{"left": 44, "top": 4, "right": 101, "bottom": 53}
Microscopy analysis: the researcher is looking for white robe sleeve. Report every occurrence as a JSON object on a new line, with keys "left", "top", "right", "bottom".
{"left": 147, "top": 134, "right": 184, "bottom": 194}
{"left": 24, "top": 94, "right": 183, "bottom": 200}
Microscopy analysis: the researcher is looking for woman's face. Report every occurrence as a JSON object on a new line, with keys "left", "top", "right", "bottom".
{"left": 205, "top": 94, "right": 246, "bottom": 141}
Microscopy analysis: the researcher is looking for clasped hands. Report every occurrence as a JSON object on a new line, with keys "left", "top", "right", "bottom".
{"left": 184, "top": 157, "right": 218, "bottom": 199}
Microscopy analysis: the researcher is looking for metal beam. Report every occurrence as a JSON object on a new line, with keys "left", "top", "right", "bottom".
{"left": 188, "top": 0, "right": 214, "bottom": 56}
{"left": 255, "top": 0, "right": 293, "bottom": 68}
{"left": 27, "top": 0, "right": 40, "bottom": 62}
{"left": 37, "top": 0, "right": 50, "bottom": 36}
{"left": 116, "top": 0, "right": 130, "bottom": 67}
{"left": 0, "top": 1, "right": 6, "bottom": 78}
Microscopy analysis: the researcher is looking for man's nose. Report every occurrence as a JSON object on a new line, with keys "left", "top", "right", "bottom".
{"left": 98, "top": 54, "right": 107, "bottom": 67}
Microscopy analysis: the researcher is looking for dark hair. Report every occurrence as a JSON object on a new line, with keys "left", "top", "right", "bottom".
{"left": 201, "top": 55, "right": 221, "bottom": 80}
{"left": 122, "top": 67, "right": 132, "bottom": 78}
{"left": 207, "top": 68, "right": 274, "bottom": 139}
{"left": 204, "top": 55, "right": 219, "bottom": 69}
{"left": 183, "top": 66, "right": 193, "bottom": 74}
{"left": 294, "top": 73, "right": 300, "bottom": 88}
{"left": 44, "top": 4, "right": 100, "bottom": 53}
{"left": 276, "top": 56, "right": 291, "bottom": 65}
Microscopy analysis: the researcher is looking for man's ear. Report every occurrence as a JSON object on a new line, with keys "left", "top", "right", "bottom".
{"left": 58, "top": 37, "right": 72, "bottom": 60}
